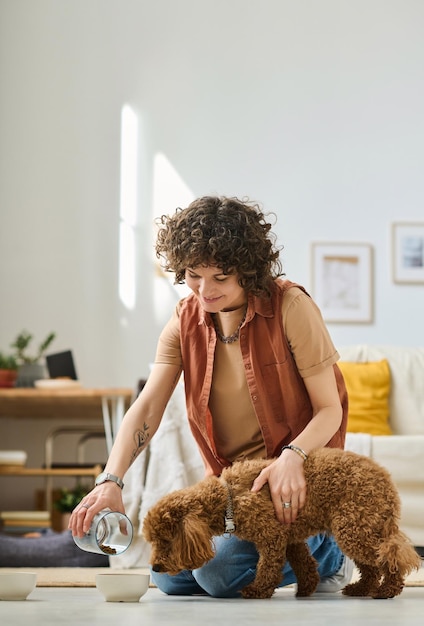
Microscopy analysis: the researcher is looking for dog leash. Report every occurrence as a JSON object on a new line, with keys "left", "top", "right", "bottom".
{"left": 223, "top": 481, "right": 236, "bottom": 536}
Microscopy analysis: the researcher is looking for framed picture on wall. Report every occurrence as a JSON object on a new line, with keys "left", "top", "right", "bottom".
{"left": 391, "top": 222, "right": 424, "bottom": 284}
{"left": 311, "top": 243, "right": 373, "bottom": 323}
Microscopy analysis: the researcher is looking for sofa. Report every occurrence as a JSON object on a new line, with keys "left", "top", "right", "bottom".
{"left": 338, "top": 345, "right": 424, "bottom": 549}
{"left": 112, "top": 344, "right": 424, "bottom": 568}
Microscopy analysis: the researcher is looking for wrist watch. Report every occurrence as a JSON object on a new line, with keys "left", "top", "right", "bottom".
{"left": 95, "top": 472, "right": 124, "bottom": 489}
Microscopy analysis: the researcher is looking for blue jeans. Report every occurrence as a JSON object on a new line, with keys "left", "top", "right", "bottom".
{"left": 150, "top": 533, "right": 344, "bottom": 598}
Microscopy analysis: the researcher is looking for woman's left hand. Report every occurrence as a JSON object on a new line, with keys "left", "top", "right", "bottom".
{"left": 251, "top": 451, "right": 307, "bottom": 524}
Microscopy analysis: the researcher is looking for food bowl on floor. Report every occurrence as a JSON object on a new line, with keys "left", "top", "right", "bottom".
{"left": 0, "top": 572, "right": 37, "bottom": 601}
{"left": 95, "top": 573, "right": 150, "bottom": 602}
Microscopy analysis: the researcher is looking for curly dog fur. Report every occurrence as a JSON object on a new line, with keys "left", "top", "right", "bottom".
{"left": 143, "top": 448, "right": 421, "bottom": 599}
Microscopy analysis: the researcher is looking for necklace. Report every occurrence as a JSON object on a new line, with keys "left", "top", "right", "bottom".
{"left": 212, "top": 306, "right": 247, "bottom": 344}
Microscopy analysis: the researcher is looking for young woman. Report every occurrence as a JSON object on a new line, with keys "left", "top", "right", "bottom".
{"left": 69, "top": 195, "right": 353, "bottom": 597}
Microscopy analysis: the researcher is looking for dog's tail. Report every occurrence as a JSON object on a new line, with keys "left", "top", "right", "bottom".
{"left": 377, "top": 523, "right": 421, "bottom": 577}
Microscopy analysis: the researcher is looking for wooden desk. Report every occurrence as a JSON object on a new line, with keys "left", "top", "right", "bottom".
{"left": 0, "top": 387, "right": 134, "bottom": 453}
{"left": 0, "top": 387, "right": 133, "bottom": 419}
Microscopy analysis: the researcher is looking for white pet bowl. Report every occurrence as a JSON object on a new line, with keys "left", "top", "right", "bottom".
{"left": 95, "top": 573, "right": 150, "bottom": 602}
{"left": 0, "top": 572, "right": 37, "bottom": 601}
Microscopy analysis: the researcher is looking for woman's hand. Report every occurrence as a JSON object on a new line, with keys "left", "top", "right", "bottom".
{"left": 251, "top": 450, "right": 307, "bottom": 524}
{"left": 251, "top": 365, "right": 342, "bottom": 524}
{"left": 68, "top": 482, "right": 125, "bottom": 537}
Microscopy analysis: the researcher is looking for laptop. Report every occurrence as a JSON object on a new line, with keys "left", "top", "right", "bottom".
{"left": 45, "top": 350, "right": 78, "bottom": 380}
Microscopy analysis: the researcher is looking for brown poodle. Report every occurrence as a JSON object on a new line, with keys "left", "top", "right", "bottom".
{"left": 143, "top": 448, "right": 421, "bottom": 599}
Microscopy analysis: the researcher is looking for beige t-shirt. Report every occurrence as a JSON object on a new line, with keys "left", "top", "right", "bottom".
{"left": 155, "top": 287, "right": 339, "bottom": 462}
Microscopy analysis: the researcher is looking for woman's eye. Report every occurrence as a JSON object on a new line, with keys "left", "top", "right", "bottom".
{"left": 215, "top": 277, "right": 228, "bottom": 282}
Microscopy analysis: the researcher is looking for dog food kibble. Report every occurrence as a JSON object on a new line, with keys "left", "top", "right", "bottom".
{"left": 99, "top": 544, "right": 117, "bottom": 555}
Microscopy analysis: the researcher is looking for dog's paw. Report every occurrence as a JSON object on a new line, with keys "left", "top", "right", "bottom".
{"left": 295, "top": 585, "right": 315, "bottom": 597}
{"left": 241, "top": 583, "right": 274, "bottom": 599}
{"left": 370, "top": 582, "right": 404, "bottom": 599}
{"left": 296, "top": 572, "right": 319, "bottom": 597}
{"left": 342, "top": 581, "right": 371, "bottom": 597}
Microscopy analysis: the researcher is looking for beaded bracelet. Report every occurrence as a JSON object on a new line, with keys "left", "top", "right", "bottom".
{"left": 281, "top": 444, "right": 308, "bottom": 461}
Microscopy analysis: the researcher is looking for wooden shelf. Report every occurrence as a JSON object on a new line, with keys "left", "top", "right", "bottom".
{"left": 0, "top": 464, "right": 102, "bottom": 477}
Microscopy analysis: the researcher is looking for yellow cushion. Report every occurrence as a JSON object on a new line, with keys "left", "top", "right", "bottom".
{"left": 338, "top": 359, "right": 392, "bottom": 436}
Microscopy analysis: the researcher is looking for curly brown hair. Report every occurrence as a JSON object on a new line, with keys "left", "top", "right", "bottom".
{"left": 155, "top": 196, "right": 284, "bottom": 296}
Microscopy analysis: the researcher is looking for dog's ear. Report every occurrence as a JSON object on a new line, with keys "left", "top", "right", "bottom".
{"left": 176, "top": 512, "right": 215, "bottom": 567}
{"left": 142, "top": 508, "right": 178, "bottom": 542}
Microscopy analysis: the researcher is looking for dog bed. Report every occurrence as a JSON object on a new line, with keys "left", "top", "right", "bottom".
{"left": 0, "top": 529, "right": 109, "bottom": 567}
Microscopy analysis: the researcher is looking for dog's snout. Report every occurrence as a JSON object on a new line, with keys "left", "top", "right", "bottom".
{"left": 152, "top": 563, "right": 163, "bottom": 573}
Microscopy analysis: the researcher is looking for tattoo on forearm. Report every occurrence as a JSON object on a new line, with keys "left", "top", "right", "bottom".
{"left": 130, "top": 422, "right": 150, "bottom": 464}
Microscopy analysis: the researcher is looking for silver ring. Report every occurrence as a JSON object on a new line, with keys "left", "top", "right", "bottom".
{"left": 81, "top": 504, "right": 90, "bottom": 509}
{"left": 283, "top": 502, "right": 292, "bottom": 509}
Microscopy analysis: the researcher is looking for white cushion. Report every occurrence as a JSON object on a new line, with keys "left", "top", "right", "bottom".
{"left": 371, "top": 435, "right": 424, "bottom": 484}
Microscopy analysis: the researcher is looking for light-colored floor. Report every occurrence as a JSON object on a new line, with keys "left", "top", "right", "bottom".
{"left": 1, "top": 584, "right": 424, "bottom": 626}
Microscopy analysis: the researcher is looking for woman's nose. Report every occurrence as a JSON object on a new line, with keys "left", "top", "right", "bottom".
{"left": 198, "top": 279, "right": 209, "bottom": 294}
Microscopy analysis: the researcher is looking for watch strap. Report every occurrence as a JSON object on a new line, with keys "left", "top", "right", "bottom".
{"left": 95, "top": 472, "right": 124, "bottom": 489}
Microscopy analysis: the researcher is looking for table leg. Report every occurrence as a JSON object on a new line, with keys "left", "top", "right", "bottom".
{"left": 101, "top": 394, "right": 127, "bottom": 454}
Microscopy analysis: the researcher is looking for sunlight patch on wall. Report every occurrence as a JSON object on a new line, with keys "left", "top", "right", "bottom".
{"left": 152, "top": 153, "right": 194, "bottom": 322}
{"left": 152, "top": 152, "right": 194, "bottom": 218}
{"left": 119, "top": 105, "right": 138, "bottom": 310}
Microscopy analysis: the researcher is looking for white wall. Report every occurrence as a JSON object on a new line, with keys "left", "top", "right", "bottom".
{"left": 1, "top": 0, "right": 424, "bottom": 389}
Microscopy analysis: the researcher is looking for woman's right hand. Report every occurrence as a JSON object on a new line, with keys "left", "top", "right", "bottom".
{"left": 68, "top": 481, "right": 125, "bottom": 538}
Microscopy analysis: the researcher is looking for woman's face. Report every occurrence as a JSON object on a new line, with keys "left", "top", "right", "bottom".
{"left": 185, "top": 266, "right": 247, "bottom": 313}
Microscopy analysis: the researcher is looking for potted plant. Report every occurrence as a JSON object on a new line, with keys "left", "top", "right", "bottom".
{"left": 53, "top": 483, "right": 89, "bottom": 530}
{"left": 0, "top": 352, "right": 18, "bottom": 388}
{"left": 11, "top": 330, "right": 56, "bottom": 387}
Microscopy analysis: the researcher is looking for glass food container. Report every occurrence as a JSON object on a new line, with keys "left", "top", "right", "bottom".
{"left": 73, "top": 509, "right": 133, "bottom": 555}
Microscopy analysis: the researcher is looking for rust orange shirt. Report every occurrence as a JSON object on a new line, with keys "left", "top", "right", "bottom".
{"left": 156, "top": 279, "right": 348, "bottom": 476}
